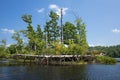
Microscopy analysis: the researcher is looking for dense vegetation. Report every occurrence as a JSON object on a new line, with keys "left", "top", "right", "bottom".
{"left": 0, "top": 10, "right": 119, "bottom": 65}
{"left": 0, "top": 10, "right": 88, "bottom": 57}
{"left": 89, "top": 45, "right": 120, "bottom": 57}
{"left": 96, "top": 56, "right": 116, "bottom": 64}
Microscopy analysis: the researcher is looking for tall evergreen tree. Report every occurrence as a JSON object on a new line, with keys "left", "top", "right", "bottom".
{"left": 36, "top": 25, "right": 43, "bottom": 41}
{"left": 63, "top": 22, "right": 77, "bottom": 44}
{"left": 44, "top": 11, "right": 59, "bottom": 45}
{"left": 75, "top": 18, "right": 88, "bottom": 54}
{"left": 36, "top": 25, "right": 45, "bottom": 54}
{"left": 44, "top": 21, "right": 51, "bottom": 45}
{"left": 22, "top": 15, "right": 36, "bottom": 51}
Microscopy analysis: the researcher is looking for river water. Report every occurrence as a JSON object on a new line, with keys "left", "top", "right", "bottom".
{"left": 0, "top": 60, "right": 120, "bottom": 80}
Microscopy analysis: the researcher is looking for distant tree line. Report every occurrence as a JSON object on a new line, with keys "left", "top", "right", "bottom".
{"left": 89, "top": 45, "right": 120, "bottom": 57}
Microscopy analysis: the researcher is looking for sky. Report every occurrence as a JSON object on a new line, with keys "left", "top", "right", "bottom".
{"left": 0, "top": 0, "right": 120, "bottom": 47}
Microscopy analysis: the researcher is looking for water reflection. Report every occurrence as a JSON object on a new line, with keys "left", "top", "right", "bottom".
{"left": 0, "top": 60, "right": 120, "bottom": 80}
{"left": 22, "top": 65, "right": 87, "bottom": 80}
{"left": 86, "top": 64, "right": 120, "bottom": 80}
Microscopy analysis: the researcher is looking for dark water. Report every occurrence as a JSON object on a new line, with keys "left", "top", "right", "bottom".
{"left": 0, "top": 60, "right": 120, "bottom": 80}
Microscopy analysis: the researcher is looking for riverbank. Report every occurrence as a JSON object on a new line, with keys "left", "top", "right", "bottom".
{"left": 0, "top": 54, "right": 117, "bottom": 66}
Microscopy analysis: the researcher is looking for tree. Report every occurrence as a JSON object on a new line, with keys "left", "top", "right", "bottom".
{"left": 22, "top": 15, "right": 32, "bottom": 24}
{"left": 63, "top": 22, "right": 77, "bottom": 44}
{"left": 75, "top": 18, "right": 88, "bottom": 54}
{"left": 7, "top": 44, "right": 16, "bottom": 54}
{"left": 44, "top": 21, "right": 51, "bottom": 45}
{"left": 36, "top": 25, "right": 45, "bottom": 54}
{"left": 0, "top": 39, "right": 6, "bottom": 47}
{"left": 44, "top": 11, "right": 60, "bottom": 46}
{"left": 36, "top": 25, "right": 43, "bottom": 41}
{"left": 12, "top": 31, "right": 23, "bottom": 54}
{"left": 0, "top": 39, "right": 7, "bottom": 57}
{"left": 22, "top": 14, "right": 36, "bottom": 52}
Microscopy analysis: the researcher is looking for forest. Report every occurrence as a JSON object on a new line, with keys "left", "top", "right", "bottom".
{"left": 0, "top": 10, "right": 120, "bottom": 58}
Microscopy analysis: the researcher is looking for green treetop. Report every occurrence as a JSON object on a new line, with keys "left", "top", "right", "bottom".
{"left": 44, "top": 11, "right": 60, "bottom": 45}
{"left": 63, "top": 22, "right": 77, "bottom": 44}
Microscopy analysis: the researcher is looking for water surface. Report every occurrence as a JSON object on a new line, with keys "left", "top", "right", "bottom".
{"left": 0, "top": 60, "right": 120, "bottom": 80}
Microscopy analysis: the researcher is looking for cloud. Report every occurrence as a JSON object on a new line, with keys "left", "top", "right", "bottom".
{"left": 37, "top": 8, "right": 44, "bottom": 13}
{"left": 112, "top": 28, "right": 120, "bottom": 33}
{"left": 49, "top": 4, "right": 68, "bottom": 17}
{"left": 49, "top": 4, "right": 58, "bottom": 9}
{"left": 89, "top": 44, "right": 96, "bottom": 47}
{"left": 89, "top": 43, "right": 106, "bottom": 47}
{"left": 1, "top": 28, "right": 15, "bottom": 34}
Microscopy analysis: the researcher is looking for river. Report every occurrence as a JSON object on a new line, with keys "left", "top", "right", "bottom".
{"left": 0, "top": 60, "right": 120, "bottom": 80}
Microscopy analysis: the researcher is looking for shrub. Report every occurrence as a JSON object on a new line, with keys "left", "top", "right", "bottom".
{"left": 42, "top": 48, "right": 56, "bottom": 55}
{"left": 96, "top": 56, "right": 116, "bottom": 64}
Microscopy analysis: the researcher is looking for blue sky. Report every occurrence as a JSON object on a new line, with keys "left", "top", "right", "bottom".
{"left": 0, "top": 0, "right": 120, "bottom": 46}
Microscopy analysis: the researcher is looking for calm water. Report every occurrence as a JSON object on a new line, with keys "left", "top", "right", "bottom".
{"left": 0, "top": 60, "right": 120, "bottom": 80}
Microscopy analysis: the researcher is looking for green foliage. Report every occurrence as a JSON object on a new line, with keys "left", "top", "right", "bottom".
{"left": 96, "top": 56, "right": 117, "bottom": 64}
{"left": 22, "top": 14, "right": 39, "bottom": 52}
{"left": 22, "top": 15, "right": 32, "bottom": 24}
{"left": 36, "top": 25, "right": 43, "bottom": 41}
{"left": 62, "top": 18, "right": 88, "bottom": 55}
{"left": 35, "top": 25, "right": 45, "bottom": 54}
{"left": 63, "top": 22, "right": 77, "bottom": 44}
{"left": 54, "top": 42, "right": 67, "bottom": 55}
{"left": 0, "top": 39, "right": 6, "bottom": 47}
{"left": 7, "top": 44, "right": 16, "bottom": 54}
{"left": 44, "top": 11, "right": 60, "bottom": 45}
{"left": 21, "top": 15, "right": 45, "bottom": 55}
{"left": 12, "top": 31, "right": 23, "bottom": 54}
{"left": 66, "top": 40, "right": 82, "bottom": 55}
{"left": 89, "top": 50, "right": 101, "bottom": 56}
{"left": 12, "top": 31, "right": 23, "bottom": 45}
{"left": 75, "top": 18, "right": 88, "bottom": 50}
{"left": 42, "top": 48, "right": 56, "bottom": 55}
{"left": 0, "top": 39, "right": 8, "bottom": 58}
{"left": 36, "top": 41, "right": 45, "bottom": 55}
{"left": 89, "top": 45, "right": 120, "bottom": 57}
{"left": 0, "top": 46, "right": 7, "bottom": 58}
{"left": 2, "top": 11, "right": 89, "bottom": 57}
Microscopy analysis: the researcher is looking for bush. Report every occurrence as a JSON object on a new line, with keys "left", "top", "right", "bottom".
{"left": 55, "top": 43, "right": 68, "bottom": 55}
{"left": 42, "top": 48, "right": 56, "bottom": 55}
{"left": 96, "top": 56, "right": 116, "bottom": 64}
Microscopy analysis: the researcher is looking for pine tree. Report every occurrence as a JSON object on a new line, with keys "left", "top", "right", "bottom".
{"left": 44, "top": 11, "right": 60, "bottom": 46}
{"left": 36, "top": 25, "right": 45, "bottom": 54}
{"left": 75, "top": 18, "right": 88, "bottom": 54}
{"left": 22, "top": 15, "right": 36, "bottom": 52}
{"left": 63, "top": 22, "right": 77, "bottom": 44}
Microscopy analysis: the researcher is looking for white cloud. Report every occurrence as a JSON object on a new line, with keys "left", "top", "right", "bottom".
{"left": 89, "top": 44, "right": 96, "bottom": 47}
{"left": 49, "top": 4, "right": 59, "bottom": 9}
{"left": 89, "top": 43, "right": 107, "bottom": 47}
{"left": 37, "top": 8, "right": 44, "bottom": 13}
{"left": 1, "top": 28, "right": 15, "bottom": 34}
{"left": 49, "top": 4, "right": 68, "bottom": 17}
{"left": 112, "top": 28, "right": 120, "bottom": 33}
